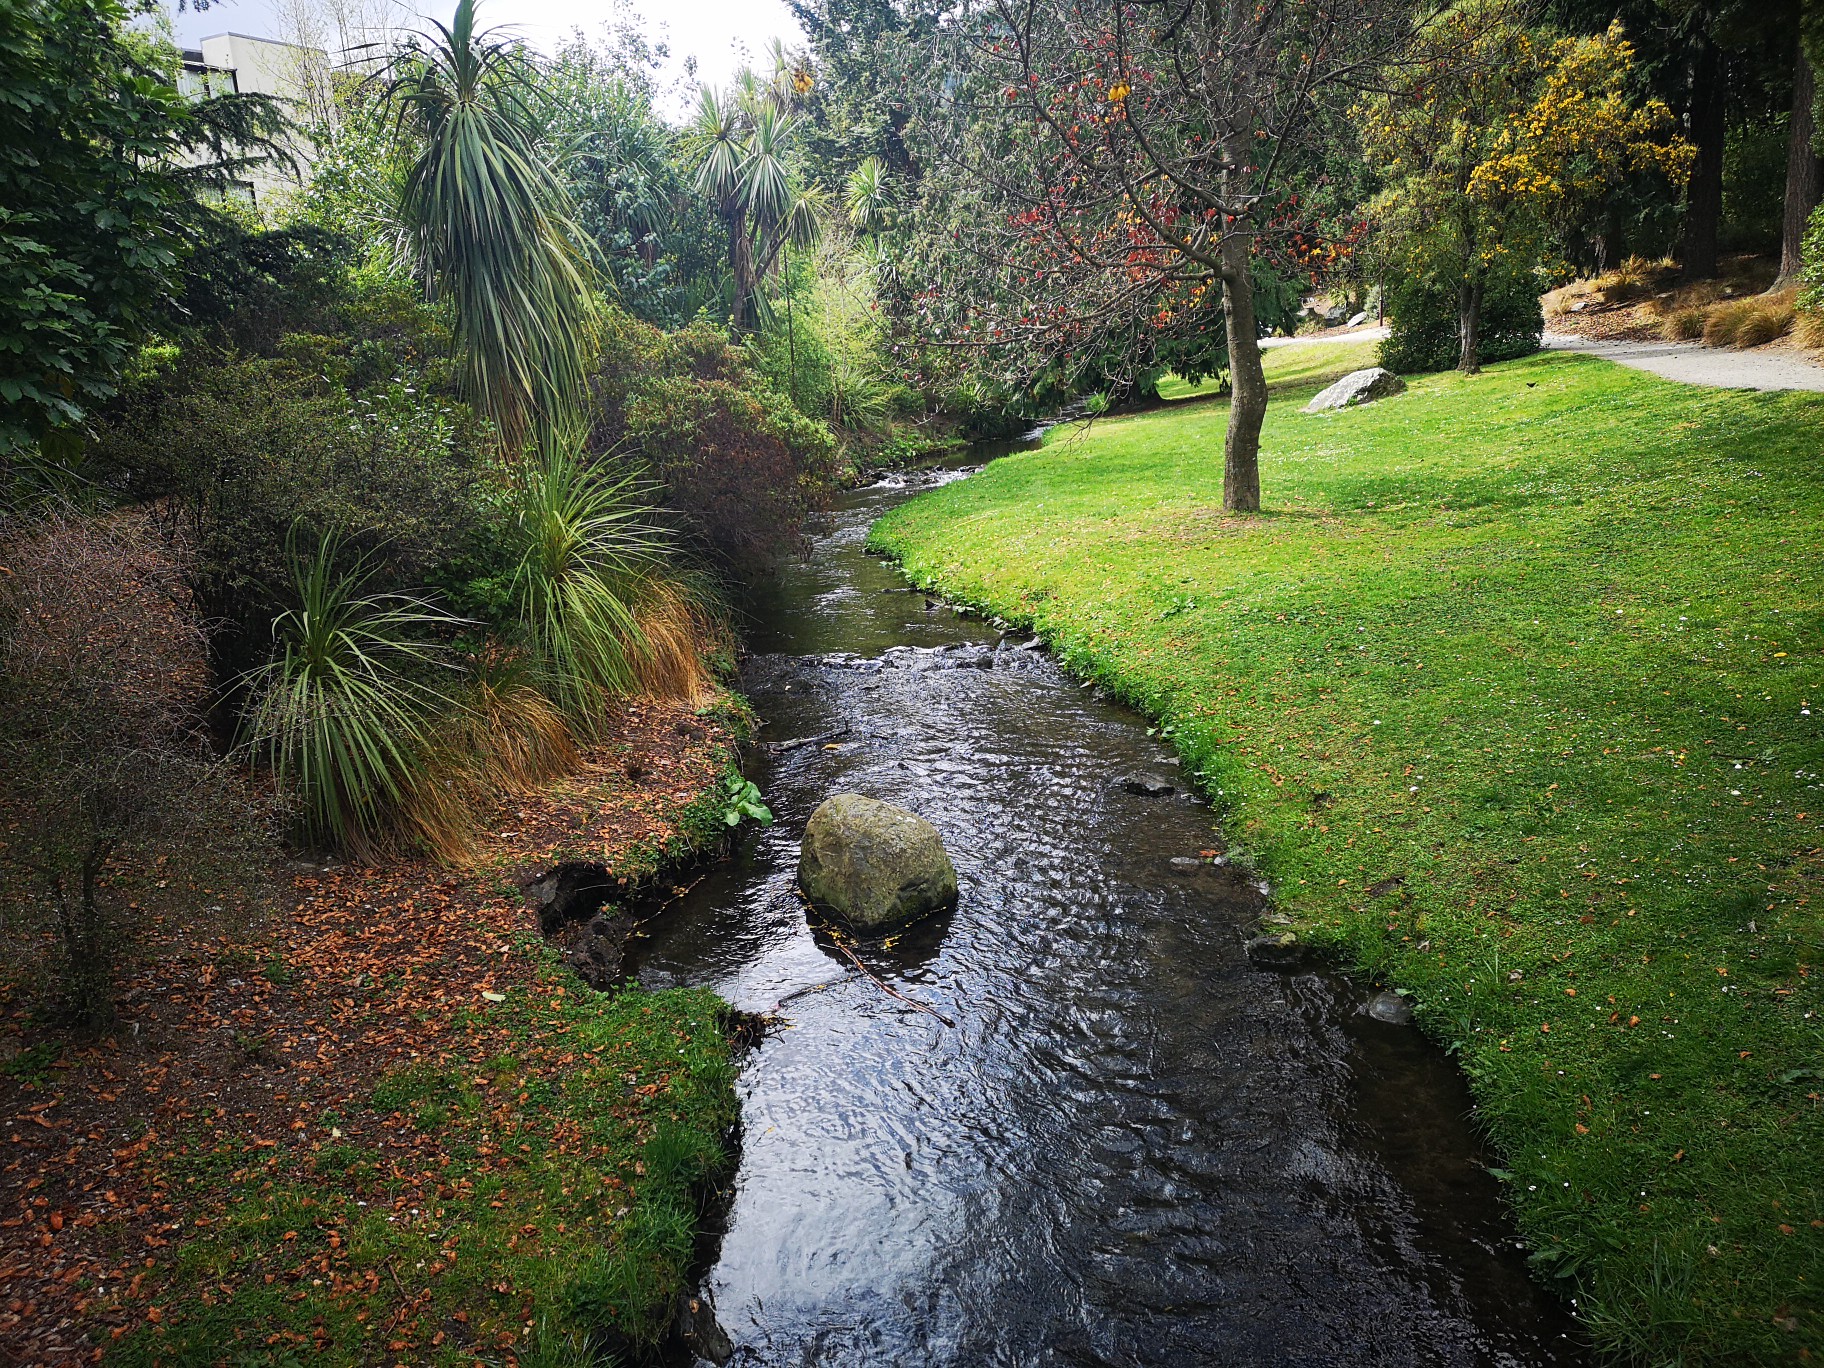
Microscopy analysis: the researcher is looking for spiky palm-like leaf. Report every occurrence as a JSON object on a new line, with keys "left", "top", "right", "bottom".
{"left": 376, "top": 0, "right": 593, "bottom": 452}
{"left": 845, "top": 156, "right": 891, "bottom": 232}
{"left": 245, "top": 530, "right": 465, "bottom": 850}
{"left": 509, "top": 449, "right": 669, "bottom": 728}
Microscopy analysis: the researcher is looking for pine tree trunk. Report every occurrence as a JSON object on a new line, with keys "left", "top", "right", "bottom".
{"left": 1775, "top": 40, "right": 1822, "bottom": 291}
{"left": 1458, "top": 276, "right": 1484, "bottom": 374}
{"left": 1681, "top": 36, "right": 1727, "bottom": 281}
{"left": 1220, "top": 228, "right": 1264, "bottom": 513}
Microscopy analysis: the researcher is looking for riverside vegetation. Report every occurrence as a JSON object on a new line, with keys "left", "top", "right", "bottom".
{"left": 872, "top": 341, "right": 1824, "bottom": 1363}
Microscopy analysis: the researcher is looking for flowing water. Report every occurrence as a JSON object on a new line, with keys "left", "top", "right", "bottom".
{"left": 631, "top": 459, "right": 1586, "bottom": 1367}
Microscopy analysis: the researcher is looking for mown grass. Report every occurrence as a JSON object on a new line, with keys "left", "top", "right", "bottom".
{"left": 115, "top": 979, "right": 736, "bottom": 1366}
{"left": 872, "top": 345, "right": 1824, "bottom": 1364}
{"left": 1154, "top": 336, "right": 1382, "bottom": 401}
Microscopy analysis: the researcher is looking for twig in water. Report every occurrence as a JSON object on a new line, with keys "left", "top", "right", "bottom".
{"left": 829, "top": 940, "right": 956, "bottom": 1028}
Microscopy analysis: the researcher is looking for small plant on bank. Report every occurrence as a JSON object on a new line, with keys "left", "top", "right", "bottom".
{"left": 509, "top": 445, "right": 668, "bottom": 731}
{"left": 720, "top": 768, "right": 773, "bottom": 827}
{"left": 244, "top": 527, "right": 467, "bottom": 852}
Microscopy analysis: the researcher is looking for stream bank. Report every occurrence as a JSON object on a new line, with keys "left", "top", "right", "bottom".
{"left": 0, "top": 695, "right": 751, "bottom": 1364}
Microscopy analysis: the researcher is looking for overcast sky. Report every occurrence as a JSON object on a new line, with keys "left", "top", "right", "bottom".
{"left": 161, "top": 0, "right": 805, "bottom": 116}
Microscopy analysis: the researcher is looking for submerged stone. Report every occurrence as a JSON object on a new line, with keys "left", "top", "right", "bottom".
{"left": 1367, "top": 990, "right": 1415, "bottom": 1025}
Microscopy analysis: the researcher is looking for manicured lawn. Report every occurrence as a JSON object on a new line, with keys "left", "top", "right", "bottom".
{"left": 1154, "top": 335, "right": 1382, "bottom": 400}
{"left": 872, "top": 346, "right": 1824, "bottom": 1364}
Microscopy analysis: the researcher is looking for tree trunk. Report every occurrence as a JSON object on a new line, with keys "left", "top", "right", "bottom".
{"left": 1457, "top": 275, "right": 1484, "bottom": 374}
{"left": 1775, "top": 39, "right": 1823, "bottom": 291}
{"left": 1681, "top": 35, "right": 1726, "bottom": 281}
{"left": 1220, "top": 227, "right": 1264, "bottom": 513}
{"left": 727, "top": 206, "right": 755, "bottom": 332}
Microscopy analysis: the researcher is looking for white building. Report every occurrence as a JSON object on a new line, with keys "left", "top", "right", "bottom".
{"left": 179, "top": 32, "right": 328, "bottom": 211}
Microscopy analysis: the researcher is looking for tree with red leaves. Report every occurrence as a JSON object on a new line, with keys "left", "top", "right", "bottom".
{"left": 918, "top": 0, "right": 1446, "bottom": 510}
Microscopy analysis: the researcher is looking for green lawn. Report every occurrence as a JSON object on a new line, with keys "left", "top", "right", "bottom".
{"left": 872, "top": 345, "right": 1824, "bottom": 1364}
{"left": 1154, "top": 335, "right": 1382, "bottom": 401}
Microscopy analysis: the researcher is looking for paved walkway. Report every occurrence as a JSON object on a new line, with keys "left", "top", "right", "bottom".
{"left": 1543, "top": 331, "right": 1824, "bottom": 392}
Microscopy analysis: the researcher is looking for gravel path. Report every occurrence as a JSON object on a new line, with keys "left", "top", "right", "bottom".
{"left": 1543, "top": 331, "right": 1824, "bottom": 392}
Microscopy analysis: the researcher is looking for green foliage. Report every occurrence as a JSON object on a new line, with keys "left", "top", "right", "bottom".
{"left": 0, "top": 0, "right": 291, "bottom": 453}
{"left": 587, "top": 308, "right": 836, "bottom": 577}
{"left": 719, "top": 768, "right": 773, "bottom": 827}
{"left": 244, "top": 529, "right": 466, "bottom": 850}
{"left": 1800, "top": 203, "right": 1824, "bottom": 314}
{"left": 86, "top": 342, "right": 485, "bottom": 675}
{"left": 1380, "top": 252, "right": 1544, "bottom": 374}
{"left": 508, "top": 447, "right": 667, "bottom": 728}
{"left": 376, "top": 0, "right": 595, "bottom": 450}
{"left": 873, "top": 342, "right": 1824, "bottom": 1363}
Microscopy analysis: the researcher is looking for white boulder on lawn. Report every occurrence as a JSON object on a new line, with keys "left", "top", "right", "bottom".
{"left": 1303, "top": 367, "right": 1406, "bottom": 414}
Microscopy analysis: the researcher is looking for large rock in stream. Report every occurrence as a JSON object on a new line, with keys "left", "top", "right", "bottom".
{"left": 798, "top": 794, "right": 958, "bottom": 932}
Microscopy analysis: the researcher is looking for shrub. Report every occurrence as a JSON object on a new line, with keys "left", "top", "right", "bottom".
{"left": 1802, "top": 202, "right": 1824, "bottom": 314}
{"left": 86, "top": 352, "right": 489, "bottom": 677}
{"left": 0, "top": 510, "right": 271, "bottom": 1025}
{"left": 585, "top": 309, "right": 836, "bottom": 580}
{"left": 1380, "top": 258, "right": 1544, "bottom": 374}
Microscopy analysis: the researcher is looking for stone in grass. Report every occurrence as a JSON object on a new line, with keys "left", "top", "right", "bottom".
{"left": 1367, "top": 990, "right": 1414, "bottom": 1025}
{"left": 1303, "top": 367, "right": 1407, "bottom": 414}
{"left": 799, "top": 793, "right": 959, "bottom": 932}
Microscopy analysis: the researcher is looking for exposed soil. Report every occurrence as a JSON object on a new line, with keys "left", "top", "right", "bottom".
{"left": 0, "top": 696, "right": 735, "bottom": 1366}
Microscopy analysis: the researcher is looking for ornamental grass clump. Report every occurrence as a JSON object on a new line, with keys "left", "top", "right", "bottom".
{"left": 245, "top": 529, "right": 467, "bottom": 854}
{"left": 1730, "top": 298, "right": 1795, "bottom": 348}
{"left": 399, "top": 647, "right": 579, "bottom": 860}
{"left": 1700, "top": 298, "right": 1758, "bottom": 347}
{"left": 509, "top": 446, "right": 670, "bottom": 732}
{"left": 1659, "top": 306, "right": 1708, "bottom": 341}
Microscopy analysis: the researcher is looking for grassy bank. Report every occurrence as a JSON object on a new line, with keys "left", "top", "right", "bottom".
{"left": 871, "top": 348, "right": 1824, "bottom": 1363}
{"left": 1, "top": 699, "right": 747, "bottom": 1366}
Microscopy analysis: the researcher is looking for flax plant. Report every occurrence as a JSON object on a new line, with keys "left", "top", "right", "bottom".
{"left": 509, "top": 448, "right": 669, "bottom": 730}
{"left": 245, "top": 529, "right": 465, "bottom": 851}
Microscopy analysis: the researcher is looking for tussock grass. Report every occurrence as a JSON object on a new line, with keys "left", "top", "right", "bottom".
{"left": 1700, "top": 298, "right": 1759, "bottom": 347}
{"left": 1732, "top": 299, "right": 1795, "bottom": 348}
{"left": 872, "top": 345, "right": 1824, "bottom": 1363}
{"left": 1659, "top": 306, "right": 1709, "bottom": 342}
{"left": 1595, "top": 254, "right": 1675, "bottom": 305}
{"left": 1796, "top": 310, "right": 1824, "bottom": 352}
{"left": 628, "top": 579, "right": 727, "bottom": 708}
{"left": 400, "top": 649, "right": 581, "bottom": 861}
{"left": 1700, "top": 296, "right": 1795, "bottom": 349}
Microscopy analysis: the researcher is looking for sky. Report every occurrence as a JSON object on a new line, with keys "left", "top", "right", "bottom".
{"left": 161, "top": 0, "right": 806, "bottom": 115}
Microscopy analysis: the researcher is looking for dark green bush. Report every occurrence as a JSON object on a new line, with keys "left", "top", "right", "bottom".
{"left": 1380, "top": 257, "right": 1544, "bottom": 374}
{"left": 86, "top": 352, "right": 491, "bottom": 675}
{"left": 586, "top": 309, "right": 836, "bottom": 579}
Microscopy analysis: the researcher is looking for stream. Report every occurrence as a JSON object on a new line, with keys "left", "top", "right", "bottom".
{"left": 630, "top": 458, "right": 1586, "bottom": 1367}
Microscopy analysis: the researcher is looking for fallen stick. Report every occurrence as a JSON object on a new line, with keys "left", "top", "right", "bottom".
{"left": 829, "top": 940, "right": 956, "bottom": 1028}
